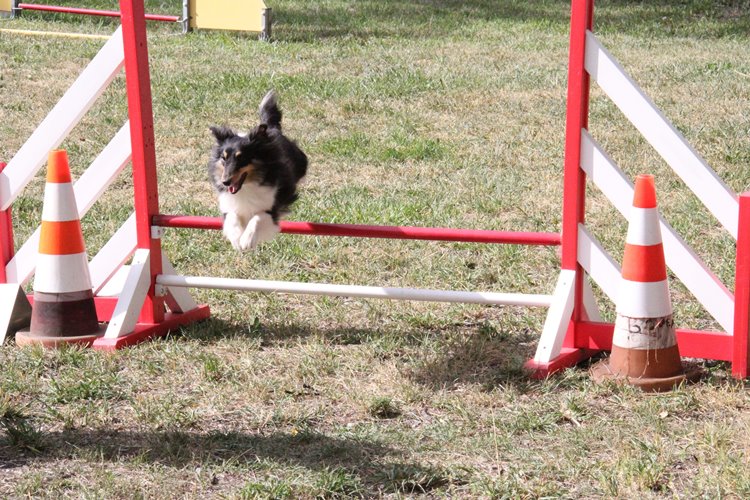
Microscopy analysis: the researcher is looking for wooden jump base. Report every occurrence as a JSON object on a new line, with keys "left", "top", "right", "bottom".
{"left": 0, "top": 0, "right": 747, "bottom": 379}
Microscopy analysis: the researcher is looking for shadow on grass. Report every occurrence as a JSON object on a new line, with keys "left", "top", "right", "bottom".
{"left": 174, "top": 315, "right": 540, "bottom": 390}
{"left": 1, "top": 428, "right": 386, "bottom": 468}
{"left": 273, "top": 0, "right": 749, "bottom": 42}
{"left": 0, "top": 427, "right": 457, "bottom": 493}
{"left": 173, "top": 316, "right": 382, "bottom": 345}
{"left": 404, "top": 326, "right": 540, "bottom": 391}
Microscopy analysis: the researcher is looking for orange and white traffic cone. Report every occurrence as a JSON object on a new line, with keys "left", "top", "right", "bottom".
{"left": 16, "top": 150, "right": 105, "bottom": 347}
{"left": 591, "top": 174, "right": 699, "bottom": 392}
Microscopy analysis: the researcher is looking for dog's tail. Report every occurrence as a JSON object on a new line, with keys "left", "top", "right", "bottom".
{"left": 259, "top": 90, "right": 282, "bottom": 131}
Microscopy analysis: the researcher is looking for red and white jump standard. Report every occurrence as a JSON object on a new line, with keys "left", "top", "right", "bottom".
{"left": 0, "top": 0, "right": 747, "bottom": 379}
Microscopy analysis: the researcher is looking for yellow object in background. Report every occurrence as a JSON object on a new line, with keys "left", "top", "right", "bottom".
{"left": 0, "top": 0, "right": 12, "bottom": 18}
{"left": 189, "top": 0, "right": 270, "bottom": 38}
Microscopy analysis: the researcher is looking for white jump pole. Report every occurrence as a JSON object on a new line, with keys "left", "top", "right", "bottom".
{"left": 156, "top": 274, "right": 554, "bottom": 307}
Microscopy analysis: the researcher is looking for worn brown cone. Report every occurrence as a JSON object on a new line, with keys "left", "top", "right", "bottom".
{"left": 591, "top": 344, "right": 701, "bottom": 392}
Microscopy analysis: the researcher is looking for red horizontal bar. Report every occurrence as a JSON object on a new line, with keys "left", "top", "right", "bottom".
{"left": 153, "top": 215, "right": 562, "bottom": 246}
{"left": 575, "top": 321, "right": 733, "bottom": 361}
{"left": 18, "top": 3, "right": 180, "bottom": 22}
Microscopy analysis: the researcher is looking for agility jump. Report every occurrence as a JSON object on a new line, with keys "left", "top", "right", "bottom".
{"left": 0, "top": 0, "right": 747, "bottom": 380}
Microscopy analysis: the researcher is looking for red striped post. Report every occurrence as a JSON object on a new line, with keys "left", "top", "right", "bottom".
{"left": 119, "top": 0, "right": 164, "bottom": 324}
{"left": 546, "top": 0, "right": 596, "bottom": 370}
{"left": 0, "top": 162, "right": 13, "bottom": 283}
{"left": 732, "top": 193, "right": 750, "bottom": 378}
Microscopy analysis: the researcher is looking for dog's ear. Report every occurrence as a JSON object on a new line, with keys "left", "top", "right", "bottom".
{"left": 254, "top": 124, "right": 268, "bottom": 138}
{"left": 210, "top": 126, "right": 234, "bottom": 143}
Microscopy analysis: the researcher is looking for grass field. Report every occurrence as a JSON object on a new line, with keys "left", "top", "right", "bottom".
{"left": 1, "top": 0, "right": 750, "bottom": 497}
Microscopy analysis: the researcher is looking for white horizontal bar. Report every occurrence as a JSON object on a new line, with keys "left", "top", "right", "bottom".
{"left": 5, "top": 122, "right": 132, "bottom": 286}
{"left": 156, "top": 275, "right": 554, "bottom": 307}
{"left": 585, "top": 30, "right": 738, "bottom": 239}
{"left": 0, "top": 26, "right": 124, "bottom": 211}
{"left": 580, "top": 131, "right": 735, "bottom": 333}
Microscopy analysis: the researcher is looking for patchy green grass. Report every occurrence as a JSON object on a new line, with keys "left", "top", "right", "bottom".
{"left": 2, "top": 0, "right": 750, "bottom": 498}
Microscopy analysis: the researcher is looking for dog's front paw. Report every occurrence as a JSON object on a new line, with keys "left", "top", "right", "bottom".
{"left": 228, "top": 236, "right": 243, "bottom": 251}
{"left": 238, "top": 213, "right": 280, "bottom": 251}
{"left": 224, "top": 228, "right": 244, "bottom": 251}
{"left": 222, "top": 213, "right": 245, "bottom": 251}
{"left": 239, "top": 217, "right": 260, "bottom": 251}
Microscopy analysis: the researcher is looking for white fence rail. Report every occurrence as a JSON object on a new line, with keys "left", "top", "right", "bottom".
{"left": 584, "top": 30, "right": 738, "bottom": 239}
{"left": 0, "top": 27, "right": 124, "bottom": 211}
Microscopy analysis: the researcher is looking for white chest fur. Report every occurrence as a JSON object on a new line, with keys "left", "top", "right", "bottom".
{"left": 218, "top": 181, "right": 280, "bottom": 251}
{"left": 218, "top": 181, "right": 277, "bottom": 223}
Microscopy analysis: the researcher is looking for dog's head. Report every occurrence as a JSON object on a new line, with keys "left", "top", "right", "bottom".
{"left": 209, "top": 124, "right": 271, "bottom": 194}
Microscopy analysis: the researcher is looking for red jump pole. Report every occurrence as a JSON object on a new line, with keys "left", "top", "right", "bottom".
{"left": 17, "top": 3, "right": 180, "bottom": 23}
{"left": 732, "top": 193, "right": 750, "bottom": 378}
{"left": 153, "top": 215, "right": 563, "bottom": 247}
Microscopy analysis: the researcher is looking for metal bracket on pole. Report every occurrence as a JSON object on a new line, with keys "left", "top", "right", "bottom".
{"left": 1, "top": 0, "right": 19, "bottom": 18}
{"left": 180, "top": 0, "right": 190, "bottom": 34}
{"left": 260, "top": 8, "right": 272, "bottom": 41}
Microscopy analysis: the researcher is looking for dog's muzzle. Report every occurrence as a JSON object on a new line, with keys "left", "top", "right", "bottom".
{"left": 223, "top": 172, "right": 248, "bottom": 194}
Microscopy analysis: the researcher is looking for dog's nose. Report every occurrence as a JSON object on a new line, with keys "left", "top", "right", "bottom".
{"left": 222, "top": 179, "right": 232, "bottom": 186}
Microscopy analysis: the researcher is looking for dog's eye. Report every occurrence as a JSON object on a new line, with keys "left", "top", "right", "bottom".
{"left": 222, "top": 151, "right": 228, "bottom": 159}
{"left": 235, "top": 151, "right": 241, "bottom": 158}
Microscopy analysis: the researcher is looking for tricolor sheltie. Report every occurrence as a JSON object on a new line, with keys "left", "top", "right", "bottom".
{"left": 207, "top": 91, "right": 307, "bottom": 251}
